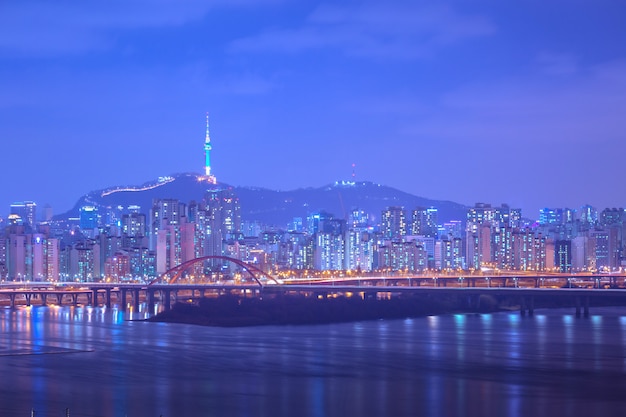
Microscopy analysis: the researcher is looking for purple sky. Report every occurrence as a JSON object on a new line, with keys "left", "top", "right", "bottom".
{"left": 1, "top": 0, "right": 625, "bottom": 220}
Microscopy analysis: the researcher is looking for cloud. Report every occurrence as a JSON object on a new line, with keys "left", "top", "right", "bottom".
{"left": 229, "top": 2, "right": 495, "bottom": 59}
{"left": 404, "top": 60, "right": 626, "bottom": 145}
{"left": 0, "top": 0, "right": 278, "bottom": 57}
{"left": 0, "top": 65, "right": 274, "bottom": 115}
{"left": 535, "top": 52, "right": 581, "bottom": 76}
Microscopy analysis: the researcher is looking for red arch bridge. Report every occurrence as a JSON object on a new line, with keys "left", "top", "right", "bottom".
{"left": 1, "top": 256, "right": 626, "bottom": 316}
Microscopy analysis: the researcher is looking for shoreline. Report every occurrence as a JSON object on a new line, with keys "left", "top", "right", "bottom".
{"left": 147, "top": 293, "right": 626, "bottom": 327}
{"left": 146, "top": 293, "right": 507, "bottom": 327}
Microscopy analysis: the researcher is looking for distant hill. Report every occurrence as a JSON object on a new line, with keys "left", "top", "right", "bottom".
{"left": 59, "top": 173, "right": 469, "bottom": 227}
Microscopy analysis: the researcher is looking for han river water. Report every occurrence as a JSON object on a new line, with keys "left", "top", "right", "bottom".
{"left": 1, "top": 304, "right": 626, "bottom": 417}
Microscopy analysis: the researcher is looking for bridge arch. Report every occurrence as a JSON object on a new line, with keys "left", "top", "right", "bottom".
{"left": 149, "top": 255, "right": 280, "bottom": 287}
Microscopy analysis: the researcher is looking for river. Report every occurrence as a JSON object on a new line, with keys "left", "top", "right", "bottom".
{"left": 0, "top": 305, "right": 625, "bottom": 417}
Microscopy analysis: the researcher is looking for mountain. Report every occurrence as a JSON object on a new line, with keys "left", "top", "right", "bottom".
{"left": 60, "top": 173, "right": 469, "bottom": 226}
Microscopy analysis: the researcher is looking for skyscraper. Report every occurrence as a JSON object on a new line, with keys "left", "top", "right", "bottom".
{"left": 410, "top": 207, "right": 438, "bottom": 237}
{"left": 555, "top": 240, "right": 572, "bottom": 272}
{"left": 79, "top": 206, "right": 99, "bottom": 233}
{"left": 381, "top": 206, "right": 406, "bottom": 240}
{"left": 10, "top": 201, "right": 36, "bottom": 228}
{"left": 149, "top": 199, "right": 185, "bottom": 250}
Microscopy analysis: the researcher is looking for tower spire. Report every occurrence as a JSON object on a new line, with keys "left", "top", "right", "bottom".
{"left": 203, "top": 112, "right": 217, "bottom": 184}
{"left": 205, "top": 112, "right": 210, "bottom": 144}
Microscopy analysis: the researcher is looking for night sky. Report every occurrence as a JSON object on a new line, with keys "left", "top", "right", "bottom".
{"left": 1, "top": 0, "right": 625, "bottom": 220}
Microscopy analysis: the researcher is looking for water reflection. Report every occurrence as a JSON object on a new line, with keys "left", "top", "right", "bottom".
{"left": 562, "top": 314, "right": 574, "bottom": 369}
{"left": 453, "top": 314, "right": 467, "bottom": 361}
{"left": 535, "top": 314, "right": 546, "bottom": 358}
{"left": 0, "top": 306, "right": 625, "bottom": 416}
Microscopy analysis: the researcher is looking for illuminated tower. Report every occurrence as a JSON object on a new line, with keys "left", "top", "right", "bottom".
{"left": 203, "top": 112, "right": 217, "bottom": 184}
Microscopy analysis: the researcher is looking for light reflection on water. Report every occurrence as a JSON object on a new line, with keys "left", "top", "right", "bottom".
{"left": 0, "top": 306, "right": 625, "bottom": 416}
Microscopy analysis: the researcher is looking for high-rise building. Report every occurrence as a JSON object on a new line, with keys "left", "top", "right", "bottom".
{"left": 493, "top": 204, "right": 522, "bottom": 228}
{"left": 42, "top": 204, "right": 53, "bottom": 222}
{"left": 156, "top": 220, "right": 197, "bottom": 275}
{"left": 349, "top": 208, "right": 369, "bottom": 229}
{"left": 314, "top": 232, "right": 345, "bottom": 271}
{"left": 579, "top": 205, "right": 598, "bottom": 225}
{"left": 539, "top": 208, "right": 563, "bottom": 225}
{"left": 345, "top": 229, "right": 373, "bottom": 272}
{"left": 10, "top": 201, "right": 36, "bottom": 228}
{"left": 122, "top": 212, "right": 146, "bottom": 237}
{"left": 492, "top": 225, "right": 514, "bottom": 269}
{"left": 149, "top": 199, "right": 185, "bottom": 250}
{"left": 600, "top": 208, "right": 625, "bottom": 227}
{"left": 534, "top": 235, "right": 549, "bottom": 271}
{"left": 127, "top": 247, "right": 156, "bottom": 279}
{"left": 66, "top": 240, "right": 100, "bottom": 281}
{"left": 410, "top": 207, "right": 438, "bottom": 237}
{"left": 439, "top": 221, "right": 463, "bottom": 239}
{"left": 467, "top": 203, "right": 495, "bottom": 234}
{"left": 465, "top": 223, "right": 491, "bottom": 270}
{"left": 306, "top": 211, "right": 334, "bottom": 235}
{"left": 405, "top": 235, "right": 436, "bottom": 268}
{"left": 381, "top": 206, "right": 406, "bottom": 240}
{"left": 590, "top": 228, "right": 620, "bottom": 271}
{"left": 205, "top": 188, "right": 241, "bottom": 242}
{"left": 122, "top": 212, "right": 147, "bottom": 250}
{"left": 377, "top": 240, "right": 427, "bottom": 272}
{"left": 7, "top": 234, "right": 26, "bottom": 281}
{"left": 555, "top": 240, "right": 572, "bottom": 272}
{"left": 278, "top": 232, "right": 313, "bottom": 271}
{"left": 439, "top": 237, "right": 464, "bottom": 269}
{"left": 571, "top": 236, "right": 589, "bottom": 271}
{"left": 79, "top": 206, "right": 99, "bottom": 234}
{"left": 46, "top": 237, "right": 60, "bottom": 281}
{"left": 0, "top": 238, "right": 7, "bottom": 280}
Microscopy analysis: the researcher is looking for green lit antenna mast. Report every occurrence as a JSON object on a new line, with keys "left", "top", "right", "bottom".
{"left": 203, "top": 112, "right": 217, "bottom": 184}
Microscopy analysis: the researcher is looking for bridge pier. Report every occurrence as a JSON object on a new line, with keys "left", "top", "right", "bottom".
{"left": 92, "top": 290, "right": 99, "bottom": 307}
{"left": 148, "top": 290, "right": 155, "bottom": 310}
{"left": 518, "top": 296, "right": 535, "bottom": 316}
{"left": 584, "top": 296, "right": 589, "bottom": 318}
{"left": 363, "top": 291, "right": 376, "bottom": 300}
{"left": 25, "top": 293, "right": 31, "bottom": 306}
{"left": 120, "top": 289, "right": 127, "bottom": 311}
{"left": 57, "top": 293, "right": 63, "bottom": 306}
{"left": 133, "top": 289, "right": 140, "bottom": 310}
{"left": 9, "top": 294, "right": 16, "bottom": 308}
{"left": 163, "top": 289, "right": 171, "bottom": 311}
{"left": 467, "top": 294, "right": 480, "bottom": 311}
{"left": 71, "top": 293, "right": 78, "bottom": 306}
{"left": 105, "top": 289, "right": 111, "bottom": 308}
{"left": 41, "top": 293, "right": 47, "bottom": 306}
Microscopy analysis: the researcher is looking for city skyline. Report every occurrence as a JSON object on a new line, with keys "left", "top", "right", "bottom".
{"left": 1, "top": 1, "right": 625, "bottom": 218}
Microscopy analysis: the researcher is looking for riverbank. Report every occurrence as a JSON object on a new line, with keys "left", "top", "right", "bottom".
{"left": 147, "top": 292, "right": 626, "bottom": 327}
{"left": 147, "top": 293, "right": 503, "bottom": 327}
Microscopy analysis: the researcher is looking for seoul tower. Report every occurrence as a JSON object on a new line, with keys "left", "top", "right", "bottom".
{"left": 203, "top": 112, "right": 217, "bottom": 184}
